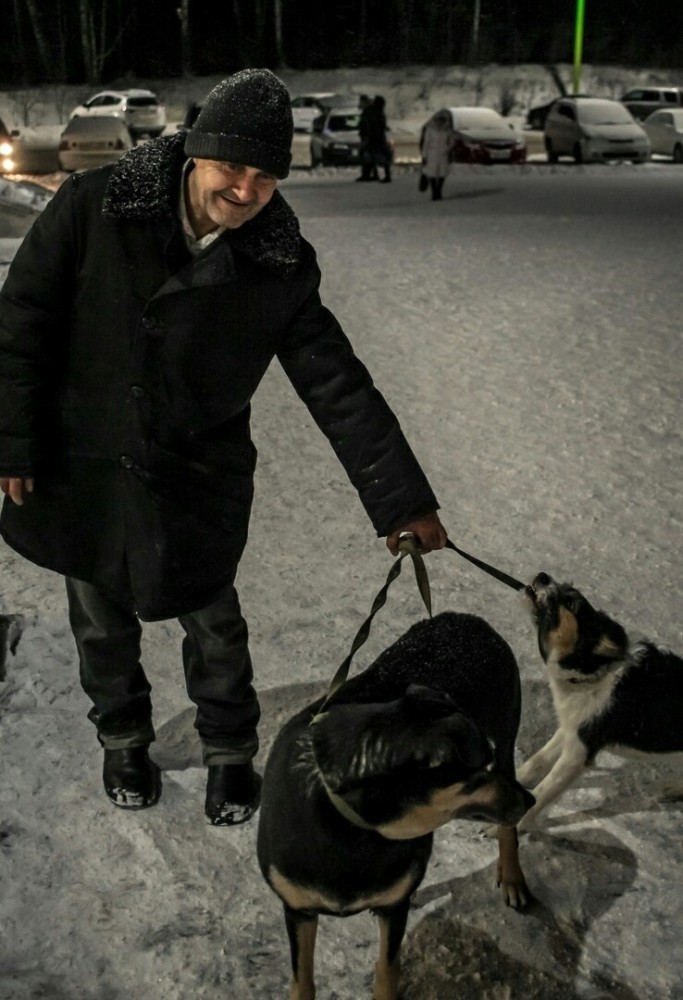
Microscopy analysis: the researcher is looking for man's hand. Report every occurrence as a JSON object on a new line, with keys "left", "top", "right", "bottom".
{"left": 0, "top": 477, "right": 34, "bottom": 506}
{"left": 386, "top": 511, "right": 447, "bottom": 556}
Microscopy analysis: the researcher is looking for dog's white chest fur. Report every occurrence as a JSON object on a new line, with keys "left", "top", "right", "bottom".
{"left": 546, "top": 654, "right": 621, "bottom": 733}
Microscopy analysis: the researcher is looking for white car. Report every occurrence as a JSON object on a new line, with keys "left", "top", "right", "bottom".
{"left": 58, "top": 116, "right": 134, "bottom": 172}
{"left": 290, "top": 93, "right": 335, "bottom": 132}
{"left": 544, "top": 97, "right": 650, "bottom": 164}
{"left": 642, "top": 108, "right": 683, "bottom": 162}
{"left": 309, "top": 107, "right": 363, "bottom": 166}
{"left": 69, "top": 89, "right": 166, "bottom": 139}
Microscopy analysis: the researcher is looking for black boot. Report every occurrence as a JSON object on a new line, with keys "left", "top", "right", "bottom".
{"left": 430, "top": 178, "right": 442, "bottom": 201}
{"left": 103, "top": 746, "right": 161, "bottom": 809}
{"left": 205, "top": 761, "right": 262, "bottom": 826}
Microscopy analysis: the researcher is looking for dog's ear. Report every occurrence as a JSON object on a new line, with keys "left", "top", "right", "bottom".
{"left": 593, "top": 616, "right": 628, "bottom": 660}
{"left": 403, "top": 684, "right": 457, "bottom": 717}
{"left": 443, "top": 713, "right": 493, "bottom": 770}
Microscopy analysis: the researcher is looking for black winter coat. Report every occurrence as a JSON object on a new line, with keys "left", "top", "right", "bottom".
{"left": 0, "top": 132, "right": 438, "bottom": 620}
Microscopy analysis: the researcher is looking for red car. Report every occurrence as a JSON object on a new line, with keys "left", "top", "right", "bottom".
{"left": 424, "top": 106, "right": 527, "bottom": 165}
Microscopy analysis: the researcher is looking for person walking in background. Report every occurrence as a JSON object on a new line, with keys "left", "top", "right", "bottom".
{"left": 363, "top": 95, "right": 394, "bottom": 183}
{"left": 0, "top": 69, "right": 447, "bottom": 828}
{"left": 420, "top": 110, "right": 456, "bottom": 200}
{"left": 356, "top": 94, "right": 376, "bottom": 181}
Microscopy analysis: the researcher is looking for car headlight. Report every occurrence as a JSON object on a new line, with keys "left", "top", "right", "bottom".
{"left": 0, "top": 140, "right": 13, "bottom": 156}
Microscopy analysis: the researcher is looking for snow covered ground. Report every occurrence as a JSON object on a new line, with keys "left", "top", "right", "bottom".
{"left": 1, "top": 163, "right": 682, "bottom": 999}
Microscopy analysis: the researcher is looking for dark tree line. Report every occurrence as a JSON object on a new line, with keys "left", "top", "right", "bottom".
{"left": 3, "top": 0, "right": 682, "bottom": 87}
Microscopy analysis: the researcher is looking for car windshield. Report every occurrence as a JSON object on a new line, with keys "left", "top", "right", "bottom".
{"left": 450, "top": 108, "right": 502, "bottom": 130}
{"left": 578, "top": 102, "right": 634, "bottom": 125}
{"left": 328, "top": 113, "right": 360, "bottom": 131}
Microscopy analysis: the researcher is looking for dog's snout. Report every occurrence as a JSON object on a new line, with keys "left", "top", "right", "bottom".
{"left": 535, "top": 572, "right": 551, "bottom": 589}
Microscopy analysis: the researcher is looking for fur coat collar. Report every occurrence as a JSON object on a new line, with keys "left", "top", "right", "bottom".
{"left": 101, "top": 131, "right": 302, "bottom": 276}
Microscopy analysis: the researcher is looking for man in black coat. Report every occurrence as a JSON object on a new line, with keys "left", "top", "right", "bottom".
{"left": 0, "top": 69, "right": 447, "bottom": 826}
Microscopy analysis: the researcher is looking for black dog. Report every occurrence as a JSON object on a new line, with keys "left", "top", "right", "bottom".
{"left": 518, "top": 572, "right": 683, "bottom": 828}
{"left": 257, "top": 611, "right": 534, "bottom": 1000}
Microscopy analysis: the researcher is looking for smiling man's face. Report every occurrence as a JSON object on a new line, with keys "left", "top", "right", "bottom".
{"left": 187, "top": 158, "right": 278, "bottom": 237}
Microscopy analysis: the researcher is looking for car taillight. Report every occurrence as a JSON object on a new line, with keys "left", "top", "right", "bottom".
{"left": 58, "top": 139, "right": 69, "bottom": 150}
{"left": 115, "top": 139, "right": 125, "bottom": 149}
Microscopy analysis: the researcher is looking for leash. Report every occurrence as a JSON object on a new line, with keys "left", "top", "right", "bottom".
{"left": 313, "top": 534, "right": 431, "bottom": 716}
{"left": 313, "top": 535, "right": 525, "bottom": 719}
{"left": 444, "top": 539, "right": 526, "bottom": 593}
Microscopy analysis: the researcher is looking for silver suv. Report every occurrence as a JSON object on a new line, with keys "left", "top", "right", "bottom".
{"left": 69, "top": 89, "right": 166, "bottom": 139}
{"left": 620, "top": 87, "right": 683, "bottom": 121}
{"left": 544, "top": 97, "right": 650, "bottom": 164}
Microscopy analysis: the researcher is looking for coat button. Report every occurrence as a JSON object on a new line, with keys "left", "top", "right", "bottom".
{"left": 120, "top": 455, "right": 134, "bottom": 469}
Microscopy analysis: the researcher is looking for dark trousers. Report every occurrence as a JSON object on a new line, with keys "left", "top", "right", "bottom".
{"left": 65, "top": 576, "right": 260, "bottom": 766}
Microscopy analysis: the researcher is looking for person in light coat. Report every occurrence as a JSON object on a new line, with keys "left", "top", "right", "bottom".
{"left": 420, "top": 110, "right": 456, "bottom": 200}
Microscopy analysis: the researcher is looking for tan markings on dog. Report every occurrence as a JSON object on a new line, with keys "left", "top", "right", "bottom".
{"left": 268, "top": 864, "right": 415, "bottom": 915}
{"left": 547, "top": 606, "right": 579, "bottom": 658}
{"left": 290, "top": 917, "right": 317, "bottom": 1000}
{"left": 376, "top": 782, "right": 469, "bottom": 839}
{"left": 497, "top": 825, "right": 530, "bottom": 908}
{"left": 594, "top": 634, "right": 623, "bottom": 658}
{"left": 374, "top": 912, "right": 401, "bottom": 1000}
{"left": 376, "top": 779, "right": 513, "bottom": 840}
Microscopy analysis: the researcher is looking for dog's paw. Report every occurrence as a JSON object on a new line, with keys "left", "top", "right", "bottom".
{"left": 499, "top": 874, "right": 533, "bottom": 909}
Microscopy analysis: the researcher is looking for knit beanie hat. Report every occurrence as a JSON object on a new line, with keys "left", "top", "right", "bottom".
{"left": 184, "top": 68, "right": 293, "bottom": 178}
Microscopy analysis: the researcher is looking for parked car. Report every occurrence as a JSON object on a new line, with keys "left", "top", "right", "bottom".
{"left": 291, "top": 93, "right": 335, "bottom": 132}
{"left": 424, "top": 107, "right": 526, "bottom": 165}
{"left": 0, "top": 116, "right": 18, "bottom": 173}
{"left": 642, "top": 107, "right": 683, "bottom": 162}
{"left": 292, "top": 92, "right": 366, "bottom": 133}
{"left": 620, "top": 86, "right": 683, "bottom": 121}
{"left": 310, "top": 107, "right": 363, "bottom": 166}
{"left": 526, "top": 93, "right": 593, "bottom": 130}
{"left": 544, "top": 97, "right": 650, "bottom": 164}
{"left": 69, "top": 88, "right": 166, "bottom": 139}
{"left": 58, "top": 115, "right": 134, "bottom": 172}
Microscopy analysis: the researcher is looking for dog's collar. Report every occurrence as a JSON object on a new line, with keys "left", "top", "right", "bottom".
{"left": 316, "top": 772, "right": 376, "bottom": 831}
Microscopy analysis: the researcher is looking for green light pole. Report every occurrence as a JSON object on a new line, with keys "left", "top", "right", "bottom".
{"left": 573, "top": 0, "right": 586, "bottom": 94}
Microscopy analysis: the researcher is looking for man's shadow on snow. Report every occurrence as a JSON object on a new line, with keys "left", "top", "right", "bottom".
{"left": 402, "top": 830, "right": 641, "bottom": 999}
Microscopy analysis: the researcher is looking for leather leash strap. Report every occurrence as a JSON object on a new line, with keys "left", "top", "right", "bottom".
{"left": 444, "top": 539, "right": 526, "bottom": 592}
{"left": 314, "top": 534, "right": 430, "bottom": 716}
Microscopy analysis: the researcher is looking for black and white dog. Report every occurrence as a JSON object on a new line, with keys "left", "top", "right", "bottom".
{"left": 518, "top": 572, "right": 683, "bottom": 828}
